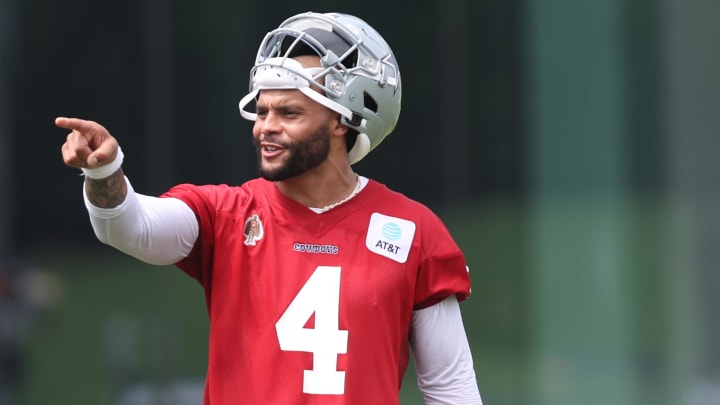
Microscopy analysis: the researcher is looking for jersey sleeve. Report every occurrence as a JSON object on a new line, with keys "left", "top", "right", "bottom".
{"left": 161, "top": 183, "right": 223, "bottom": 286}
{"left": 413, "top": 210, "right": 472, "bottom": 310}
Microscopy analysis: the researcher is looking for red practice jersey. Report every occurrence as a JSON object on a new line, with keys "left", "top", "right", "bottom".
{"left": 163, "top": 178, "right": 472, "bottom": 405}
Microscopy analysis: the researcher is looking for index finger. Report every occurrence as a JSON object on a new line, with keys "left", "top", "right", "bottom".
{"left": 55, "top": 117, "right": 98, "bottom": 133}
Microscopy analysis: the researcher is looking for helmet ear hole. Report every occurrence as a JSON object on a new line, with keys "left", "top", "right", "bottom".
{"left": 364, "top": 92, "right": 378, "bottom": 113}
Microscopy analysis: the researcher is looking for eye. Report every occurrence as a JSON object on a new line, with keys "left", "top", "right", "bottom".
{"left": 277, "top": 106, "right": 303, "bottom": 118}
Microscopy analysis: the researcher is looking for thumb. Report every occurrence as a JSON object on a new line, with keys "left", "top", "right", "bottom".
{"left": 86, "top": 140, "right": 120, "bottom": 169}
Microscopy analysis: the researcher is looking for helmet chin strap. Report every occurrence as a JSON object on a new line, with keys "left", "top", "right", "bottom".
{"left": 347, "top": 133, "right": 370, "bottom": 164}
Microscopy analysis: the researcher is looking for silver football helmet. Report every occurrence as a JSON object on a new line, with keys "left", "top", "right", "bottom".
{"left": 238, "top": 12, "right": 402, "bottom": 164}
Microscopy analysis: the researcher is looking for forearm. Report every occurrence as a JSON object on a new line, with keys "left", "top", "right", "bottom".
{"left": 84, "top": 168, "right": 127, "bottom": 208}
{"left": 84, "top": 176, "right": 199, "bottom": 265}
{"left": 411, "top": 296, "right": 483, "bottom": 405}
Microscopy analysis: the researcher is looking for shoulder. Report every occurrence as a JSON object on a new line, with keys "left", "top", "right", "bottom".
{"left": 361, "top": 180, "right": 458, "bottom": 256}
{"left": 161, "top": 178, "right": 270, "bottom": 212}
{"left": 365, "top": 179, "right": 442, "bottom": 223}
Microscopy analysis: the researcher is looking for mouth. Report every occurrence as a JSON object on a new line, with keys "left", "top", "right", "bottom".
{"left": 260, "top": 142, "right": 287, "bottom": 159}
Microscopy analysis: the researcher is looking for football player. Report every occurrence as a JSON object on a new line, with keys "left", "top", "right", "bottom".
{"left": 58, "top": 11, "right": 482, "bottom": 404}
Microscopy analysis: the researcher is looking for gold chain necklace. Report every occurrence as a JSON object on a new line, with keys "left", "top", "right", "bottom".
{"left": 318, "top": 174, "right": 361, "bottom": 213}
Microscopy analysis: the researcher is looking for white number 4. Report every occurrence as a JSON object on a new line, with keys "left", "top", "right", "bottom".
{"left": 275, "top": 266, "right": 349, "bottom": 394}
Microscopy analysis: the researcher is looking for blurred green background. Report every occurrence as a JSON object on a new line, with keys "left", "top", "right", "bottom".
{"left": 1, "top": 0, "right": 719, "bottom": 404}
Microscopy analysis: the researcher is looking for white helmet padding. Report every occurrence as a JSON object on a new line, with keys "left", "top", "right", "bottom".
{"left": 238, "top": 57, "right": 353, "bottom": 121}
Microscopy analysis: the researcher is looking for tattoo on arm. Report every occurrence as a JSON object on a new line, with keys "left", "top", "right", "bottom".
{"left": 85, "top": 168, "right": 127, "bottom": 208}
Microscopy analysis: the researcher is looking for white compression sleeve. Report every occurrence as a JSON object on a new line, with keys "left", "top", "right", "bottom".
{"left": 411, "top": 295, "right": 483, "bottom": 405}
{"left": 83, "top": 177, "right": 199, "bottom": 265}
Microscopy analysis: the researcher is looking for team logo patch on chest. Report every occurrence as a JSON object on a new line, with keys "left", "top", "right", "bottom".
{"left": 243, "top": 214, "right": 264, "bottom": 246}
{"left": 365, "top": 213, "right": 416, "bottom": 263}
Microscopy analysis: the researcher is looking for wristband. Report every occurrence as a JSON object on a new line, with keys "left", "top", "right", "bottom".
{"left": 81, "top": 147, "right": 124, "bottom": 179}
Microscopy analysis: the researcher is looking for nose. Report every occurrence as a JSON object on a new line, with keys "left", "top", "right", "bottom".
{"left": 257, "top": 111, "right": 282, "bottom": 136}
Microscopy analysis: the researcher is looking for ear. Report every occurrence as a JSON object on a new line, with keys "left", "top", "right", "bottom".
{"left": 331, "top": 115, "right": 349, "bottom": 137}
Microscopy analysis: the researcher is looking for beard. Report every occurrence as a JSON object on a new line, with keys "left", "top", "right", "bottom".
{"left": 254, "top": 125, "right": 332, "bottom": 181}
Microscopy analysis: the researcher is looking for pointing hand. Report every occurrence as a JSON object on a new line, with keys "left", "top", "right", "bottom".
{"left": 56, "top": 117, "right": 119, "bottom": 169}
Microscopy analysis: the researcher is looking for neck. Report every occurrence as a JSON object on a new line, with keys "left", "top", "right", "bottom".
{"left": 315, "top": 173, "right": 361, "bottom": 212}
{"left": 275, "top": 166, "right": 359, "bottom": 210}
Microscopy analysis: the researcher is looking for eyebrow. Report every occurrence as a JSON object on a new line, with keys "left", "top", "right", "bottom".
{"left": 256, "top": 100, "right": 305, "bottom": 113}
